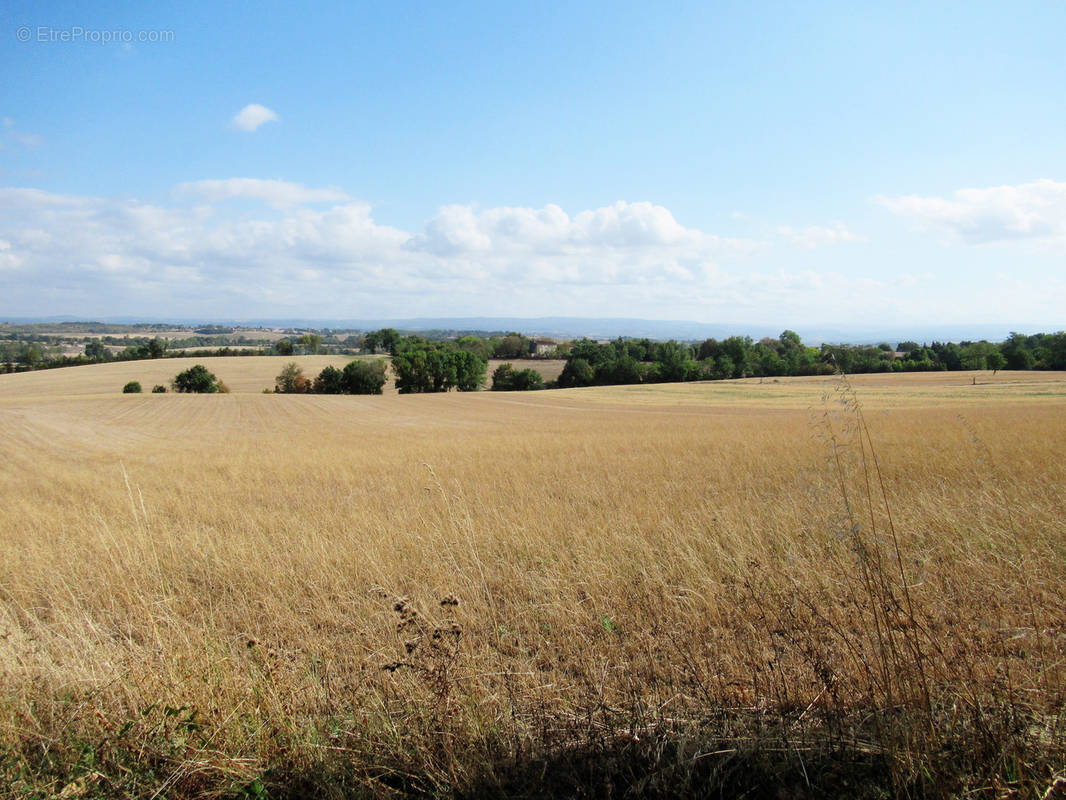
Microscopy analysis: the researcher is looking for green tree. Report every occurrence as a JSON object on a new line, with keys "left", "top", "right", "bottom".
{"left": 342, "top": 359, "right": 388, "bottom": 394}
{"left": 122, "top": 381, "right": 142, "bottom": 393}
{"left": 313, "top": 365, "right": 345, "bottom": 394}
{"left": 960, "top": 341, "right": 998, "bottom": 371}
{"left": 172, "top": 364, "right": 221, "bottom": 393}
{"left": 451, "top": 350, "right": 487, "bottom": 391}
{"left": 653, "top": 341, "right": 697, "bottom": 381}
{"left": 491, "top": 363, "right": 516, "bottom": 390}
{"left": 513, "top": 367, "right": 544, "bottom": 390}
{"left": 596, "top": 355, "right": 643, "bottom": 385}
{"left": 297, "top": 334, "right": 322, "bottom": 354}
{"left": 719, "top": 336, "right": 753, "bottom": 378}
{"left": 491, "top": 333, "right": 531, "bottom": 359}
{"left": 85, "top": 340, "right": 110, "bottom": 360}
{"left": 392, "top": 349, "right": 433, "bottom": 393}
{"left": 275, "top": 362, "right": 309, "bottom": 393}
{"left": 987, "top": 350, "right": 1006, "bottom": 373}
{"left": 274, "top": 339, "right": 294, "bottom": 356}
{"left": 16, "top": 343, "right": 43, "bottom": 368}
{"left": 364, "top": 328, "right": 402, "bottom": 355}
{"left": 557, "top": 357, "right": 595, "bottom": 388}
{"left": 714, "top": 354, "right": 736, "bottom": 380}
{"left": 491, "top": 363, "right": 545, "bottom": 391}
{"left": 146, "top": 337, "right": 167, "bottom": 359}
{"left": 455, "top": 335, "right": 492, "bottom": 360}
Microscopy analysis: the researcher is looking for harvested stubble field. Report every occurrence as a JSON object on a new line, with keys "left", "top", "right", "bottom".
{"left": 1, "top": 361, "right": 1064, "bottom": 798}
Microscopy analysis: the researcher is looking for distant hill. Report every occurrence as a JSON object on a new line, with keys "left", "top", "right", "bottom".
{"left": 1, "top": 315, "right": 1047, "bottom": 346}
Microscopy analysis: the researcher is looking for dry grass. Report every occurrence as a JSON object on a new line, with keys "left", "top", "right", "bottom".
{"left": 1, "top": 364, "right": 1064, "bottom": 798}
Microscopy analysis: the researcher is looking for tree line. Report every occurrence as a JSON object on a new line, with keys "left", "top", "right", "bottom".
{"left": 549, "top": 330, "right": 1066, "bottom": 389}
{"left": 13, "top": 325, "right": 1066, "bottom": 387}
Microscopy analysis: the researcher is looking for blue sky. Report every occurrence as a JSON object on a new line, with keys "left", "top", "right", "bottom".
{"left": 1, "top": 0, "right": 1064, "bottom": 332}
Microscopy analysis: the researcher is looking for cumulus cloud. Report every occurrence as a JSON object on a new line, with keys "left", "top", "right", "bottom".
{"left": 230, "top": 104, "right": 278, "bottom": 132}
{"left": 0, "top": 185, "right": 782, "bottom": 316}
{"left": 410, "top": 201, "right": 709, "bottom": 256}
{"left": 876, "top": 179, "right": 1066, "bottom": 244}
{"left": 7, "top": 181, "right": 1034, "bottom": 323}
{"left": 176, "top": 178, "right": 350, "bottom": 208}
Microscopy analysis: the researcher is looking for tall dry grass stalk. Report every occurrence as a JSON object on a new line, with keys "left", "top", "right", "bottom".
{"left": 0, "top": 366, "right": 1064, "bottom": 797}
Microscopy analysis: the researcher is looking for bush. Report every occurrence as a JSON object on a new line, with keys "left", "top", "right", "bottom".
{"left": 342, "top": 359, "right": 388, "bottom": 394}
{"left": 151, "top": 385, "right": 167, "bottom": 393}
{"left": 171, "top": 364, "right": 221, "bottom": 393}
{"left": 122, "top": 381, "right": 142, "bottom": 394}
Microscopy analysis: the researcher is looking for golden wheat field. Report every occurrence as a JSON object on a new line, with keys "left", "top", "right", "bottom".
{"left": 1, "top": 360, "right": 1065, "bottom": 798}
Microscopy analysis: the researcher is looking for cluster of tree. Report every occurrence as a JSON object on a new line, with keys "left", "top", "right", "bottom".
{"left": 391, "top": 347, "right": 487, "bottom": 393}
{"left": 273, "top": 334, "right": 324, "bottom": 356}
{"left": 163, "top": 334, "right": 270, "bottom": 349}
{"left": 360, "top": 328, "right": 557, "bottom": 360}
{"left": 273, "top": 360, "right": 387, "bottom": 395}
{"left": 490, "top": 363, "right": 545, "bottom": 391}
{"left": 0, "top": 340, "right": 57, "bottom": 368}
{"left": 354, "top": 331, "right": 490, "bottom": 392}
{"left": 554, "top": 337, "right": 780, "bottom": 390}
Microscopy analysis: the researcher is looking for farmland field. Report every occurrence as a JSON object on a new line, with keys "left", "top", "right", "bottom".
{"left": 1, "top": 362, "right": 1064, "bottom": 798}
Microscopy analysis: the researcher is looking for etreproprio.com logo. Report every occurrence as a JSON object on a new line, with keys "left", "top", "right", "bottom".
{"left": 16, "top": 26, "right": 175, "bottom": 44}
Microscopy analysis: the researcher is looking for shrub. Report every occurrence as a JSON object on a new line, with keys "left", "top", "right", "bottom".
{"left": 151, "top": 385, "right": 167, "bottom": 393}
{"left": 122, "top": 381, "right": 142, "bottom": 394}
{"left": 171, "top": 364, "right": 221, "bottom": 393}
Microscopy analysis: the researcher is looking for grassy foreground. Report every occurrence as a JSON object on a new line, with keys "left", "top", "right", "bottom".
{"left": 1, "top": 363, "right": 1064, "bottom": 798}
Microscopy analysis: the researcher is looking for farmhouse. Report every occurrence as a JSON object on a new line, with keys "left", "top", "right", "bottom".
{"left": 531, "top": 339, "right": 557, "bottom": 356}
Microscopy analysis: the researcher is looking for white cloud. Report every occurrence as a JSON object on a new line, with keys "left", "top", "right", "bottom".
{"left": 176, "top": 178, "right": 350, "bottom": 208}
{"left": 230, "top": 104, "right": 279, "bottom": 132}
{"left": 877, "top": 179, "right": 1066, "bottom": 244}
{"left": 411, "top": 201, "right": 714, "bottom": 256}
{"left": 0, "top": 186, "right": 774, "bottom": 316}
{"left": 776, "top": 221, "right": 864, "bottom": 249}
{"left": 2, "top": 182, "right": 1059, "bottom": 323}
